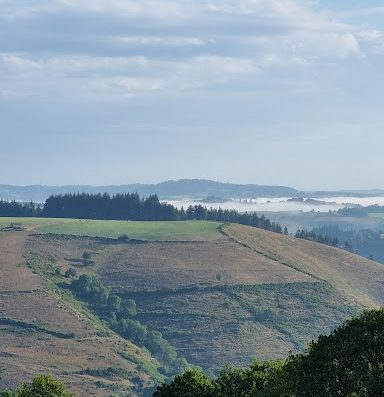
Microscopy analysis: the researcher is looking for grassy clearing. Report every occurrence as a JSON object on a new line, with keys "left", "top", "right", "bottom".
{"left": 0, "top": 217, "right": 68, "bottom": 228}
{"left": 0, "top": 217, "right": 222, "bottom": 241}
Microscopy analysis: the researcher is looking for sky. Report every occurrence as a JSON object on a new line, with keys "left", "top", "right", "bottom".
{"left": 1, "top": 0, "right": 384, "bottom": 190}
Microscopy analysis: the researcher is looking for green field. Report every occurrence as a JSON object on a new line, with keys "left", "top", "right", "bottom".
{"left": 0, "top": 217, "right": 221, "bottom": 241}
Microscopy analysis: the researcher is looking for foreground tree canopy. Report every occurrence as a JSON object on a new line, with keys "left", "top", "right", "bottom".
{"left": 2, "top": 309, "right": 384, "bottom": 396}
{"left": 0, "top": 375, "right": 74, "bottom": 397}
{"left": 154, "top": 308, "right": 384, "bottom": 397}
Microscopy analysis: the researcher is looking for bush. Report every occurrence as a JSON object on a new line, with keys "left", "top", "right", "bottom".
{"left": 71, "top": 274, "right": 109, "bottom": 307}
{"left": 81, "top": 251, "right": 93, "bottom": 265}
{"left": 117, "top": 234, "right": 130, "bottom": 242}
{"left": 116, "top": 318, "right": 147, "bottom": 344}
{"left": 120, "top": 299, "right": 137, "bottom": 317}
{"left": 64, "top": 268, "right": 77, "bottom": 278}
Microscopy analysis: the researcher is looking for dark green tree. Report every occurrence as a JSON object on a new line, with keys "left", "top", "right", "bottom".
{"left": 153, "top": 368, "right": 213, "bottom": 397}
{"left": 286, "top": 308, "right": 384, "bottom": 396}
{"left": 213, "top": 360, "right": 285, "bottom": 397}
{"left": 1, "top": 374, "right": 74, "bottom": 397}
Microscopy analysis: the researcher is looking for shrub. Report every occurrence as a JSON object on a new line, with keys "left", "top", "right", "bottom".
{"left": 117, "top": 234, "right": 130, "bottom": 242}
{"left": 64, "top": 268, "right": 77, "bottom": 278}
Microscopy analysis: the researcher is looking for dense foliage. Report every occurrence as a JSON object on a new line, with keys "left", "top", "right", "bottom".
{"left": 0, "top": 374, "right": 74, "bottom": 397}
{"left": 294, "top": 228, "right": 340, "bottom": 247}
{"left": 0, "top": 193, "right": 283, "bottom": 233}
{"left": 0, "top": 200, "right": 42, "bottom": 217}
{"left": 153, "top": 308, "right": 384, "bottom": 397}
{"left": 153, "top": 361, "right": 285, "bottom": 397}
{"left": 286, "top": 308, "right": 384, "bottom": 396}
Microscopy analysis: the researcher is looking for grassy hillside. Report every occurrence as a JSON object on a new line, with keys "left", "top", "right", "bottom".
{"left": 223, "top": 224, "right": 384, "bottom": 307}
{"left": 0, "top": 218, "right": 221, "bottom": 241}
{"left": 1, "top": 218, "right": 384, "bottom": 393}
{"left": 0, "top": 229, "right": 163, "bottom": 397}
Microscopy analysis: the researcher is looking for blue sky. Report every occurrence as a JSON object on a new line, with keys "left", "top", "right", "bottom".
{"left": 1, "top": 0, "right": 384, "bottom": 189}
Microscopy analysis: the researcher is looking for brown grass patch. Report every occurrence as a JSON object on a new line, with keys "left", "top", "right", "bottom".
{"left": 0, "top": 231, "right": 41, "bottom": 291}
{"left": 224, "top": 224, "right": 384, "bottom": 307}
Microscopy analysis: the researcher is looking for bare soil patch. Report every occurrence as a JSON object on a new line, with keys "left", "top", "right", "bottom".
{"left": 0, "top": 231, "right": 41, "bottom": 291}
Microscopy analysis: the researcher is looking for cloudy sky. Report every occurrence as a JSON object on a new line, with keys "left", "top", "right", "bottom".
{"left": 1, "top": 0, "right": 384, "bottom": 189}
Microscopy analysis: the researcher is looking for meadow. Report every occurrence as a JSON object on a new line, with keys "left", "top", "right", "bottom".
{"left": 0, "top": 217, "right": 221, "bottom": 241}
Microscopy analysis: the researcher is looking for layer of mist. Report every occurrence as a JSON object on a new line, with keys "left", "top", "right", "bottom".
{"left": 165, "top": 196, "right": 384, "bottom": 213}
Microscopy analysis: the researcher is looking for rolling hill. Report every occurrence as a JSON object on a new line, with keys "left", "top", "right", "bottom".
{"left": 1, "top": 219, "right": 384, "bottom": 395}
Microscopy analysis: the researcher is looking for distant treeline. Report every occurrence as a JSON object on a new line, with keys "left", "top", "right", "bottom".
{"left": 0, "top": 200, "right": 42, "bottom": 217}
{"left": 294, "top": 225, "right": 384, "bottom": 255}
{"left": 0, "top": 193, "right": 282, "bottom": 233}
{"left": 294, "top": 228, "right": 340, "bottom": 248}
{"left": 338, "top": 204, "right": 384, "bottom": 217}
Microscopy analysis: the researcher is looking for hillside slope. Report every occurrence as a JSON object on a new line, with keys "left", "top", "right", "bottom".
{"left": 15, "top": 219, "right": 384, "bottom": 373}
{"left": 2, "top": 220, "right": 384, "bottom": 390}
{"left": 223, "top": 224, "right": 384, "bottom": 307}
{"left": 0, "top": 230, "right": 162, "bottom": 397}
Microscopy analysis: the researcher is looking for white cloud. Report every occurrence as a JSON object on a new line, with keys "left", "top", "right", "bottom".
{"left": 358, "top": 30, "right": 382, "bottom": 41}
{"left": 357, "top": 30, "right": 384, "bottom": 54}
{"left": 0, "top": 0, "right": 377, "bottom": 100}
{"left": 192, "top": 55, "right": 257, "bottom": 74}
{"left": 115, "top": 36, "right": 206, "bottom": 46}
{"left": 340, "top": 32, "right": 360, "bottom": 55}
{"left": 88, "top": 77, "right": 164, "bottom": 97}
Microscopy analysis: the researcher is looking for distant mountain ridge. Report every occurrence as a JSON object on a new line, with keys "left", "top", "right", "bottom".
{"left": 1, "top": 180, "right": 383, "bottom": 203}
{"left": 0, "top": 179, "right": 299, "bottom": 202}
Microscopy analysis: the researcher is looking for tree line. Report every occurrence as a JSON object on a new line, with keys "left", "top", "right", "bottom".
{"left": 294, "top": 227, "right": 358, "bottom": 252}
{"left": 0, "top": 200, "right": 42, "bottom": 217}
{"left": 338, "top": 204, "right": 384, "bottom": 217}
{"left": 0, "top": 193, "right": 282, "bottom": 233}
{"left": 69, "top": 274, "right": 187, "bottom": 374}
{"left": 294, "top": 228, "right": 340, "bottom": 247}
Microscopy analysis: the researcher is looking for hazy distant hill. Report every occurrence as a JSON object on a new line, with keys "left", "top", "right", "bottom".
{"left": 2, "top": 180, "right": 384, "bottom": 203}
{"left": 0, "top": 180, "right": 298, "bottom": 202}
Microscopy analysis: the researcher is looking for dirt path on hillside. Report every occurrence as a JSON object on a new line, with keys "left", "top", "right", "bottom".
{"left": 0, "top": 231, "right": 41, "bottom": 291}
